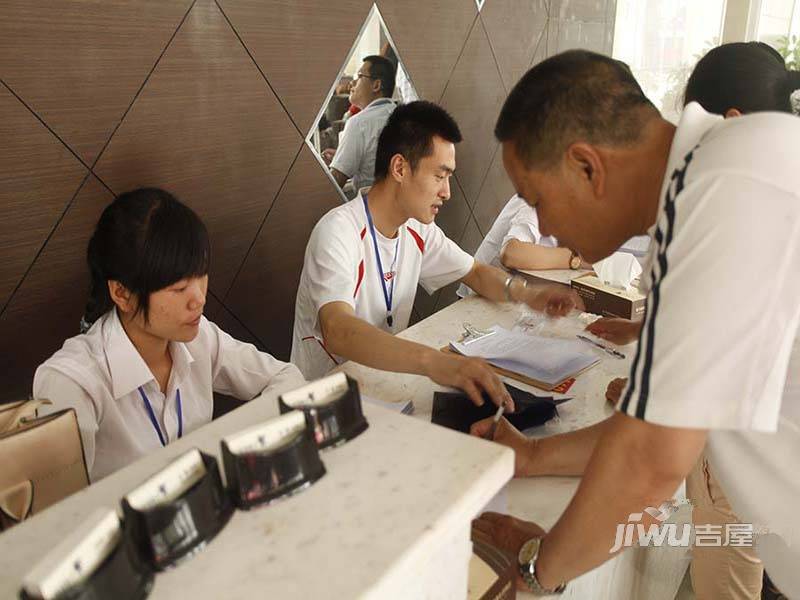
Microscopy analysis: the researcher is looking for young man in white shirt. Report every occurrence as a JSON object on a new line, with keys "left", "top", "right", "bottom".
{"left": 470, "top": 50, "right": 800, "bottom": 597}
{"left": 323, "top": 55, "right": 397, "bottom": 192}
{"left": 292, "top": 101, "right": 580, "bottom": 410}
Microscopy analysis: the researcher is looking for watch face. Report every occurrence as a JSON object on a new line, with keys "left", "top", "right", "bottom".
{"left": 518, "top": 537, "right": 541, "bottom": 565}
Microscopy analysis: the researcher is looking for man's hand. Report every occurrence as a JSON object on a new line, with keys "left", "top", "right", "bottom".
{"left": 472, "top": 512, "right": 547, "bottom": 591}
{"left": 584, "top": 317, "right": 641, "bottom": 345}
{"left": 523, "top": 283, "right": 583, "bottom": 317}
{"left": 426, "top": 352, "right": 514, "bottom": 411}
{"left": 470, "top": 417, "right": 536, "bottom": 477}
{"left": 605, "top": 377, "right": 628, "bottom": 406}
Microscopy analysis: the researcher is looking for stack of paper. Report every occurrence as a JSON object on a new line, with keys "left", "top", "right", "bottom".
{"left": 449, "top": 326, "right": 599, "bottom": 389}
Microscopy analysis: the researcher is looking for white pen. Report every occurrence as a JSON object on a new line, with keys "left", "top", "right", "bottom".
{"left": 484, "top": 403, "right": 505, "bottom": 440}
{"left": 576, "top": 334, "right": 626, "bottom": 359}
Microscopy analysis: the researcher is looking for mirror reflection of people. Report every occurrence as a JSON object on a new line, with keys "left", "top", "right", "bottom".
{"left": 34, "top": 188, "right": 305, "bottom": 481}
{"left": 324, "top": 55, "right": 397, "bottom": 193}
{"left": 470, "top": 50, "right": 800, "bottom": 598}
{"left": 291, "top": 101, "right": 580, "bottom": 410}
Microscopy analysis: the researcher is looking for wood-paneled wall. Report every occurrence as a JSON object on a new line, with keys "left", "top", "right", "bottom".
{"left": 0, "top": 0, "right": 615, "bottom": 402}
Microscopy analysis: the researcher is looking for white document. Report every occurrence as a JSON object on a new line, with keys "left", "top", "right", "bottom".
{"left": 450, "top": 326, "right": 599, "bottom": 386}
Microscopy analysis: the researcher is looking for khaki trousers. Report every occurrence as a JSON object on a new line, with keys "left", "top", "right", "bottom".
{"left": 686, "top": 455, "right": 763, "bottom": 600}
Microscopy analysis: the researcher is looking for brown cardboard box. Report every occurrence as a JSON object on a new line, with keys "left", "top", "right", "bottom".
{"left": 571, "top": 273, "right": 646, "bottom": 319}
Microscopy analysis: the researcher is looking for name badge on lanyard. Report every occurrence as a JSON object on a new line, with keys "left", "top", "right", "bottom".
{"left": 363, "top": 195, "right": 400, "bottom": 327}
{"left": 138, "top": 386, "right": 183, "bottom": 447}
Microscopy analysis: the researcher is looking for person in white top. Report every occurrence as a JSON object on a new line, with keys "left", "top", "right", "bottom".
{"left": 292, "top": 101, "right": 581, "bottom": 410}
{"left": 582, "top": 42, "right": 800, "bottom": 599}
{"left": 458, "top": 194, "right": 649, "bottom": 298}
{"left": 323, "top": 55, "right": 397, "bottom": 193}
{"left": 469, "top": 51, "right": 800, "bottom": 598}
{"left": 34, "top": 188, "right": 304, "bottom": 481}
{"left": 457, "top": 194, "right": 576, "bottom": 298}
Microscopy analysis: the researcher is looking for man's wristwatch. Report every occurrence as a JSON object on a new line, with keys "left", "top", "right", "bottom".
{"left": 568, "top": 250, "right": 581, "bottom": 270}
{"left": 518, "top": 537, "right": 567, "bottom": 596}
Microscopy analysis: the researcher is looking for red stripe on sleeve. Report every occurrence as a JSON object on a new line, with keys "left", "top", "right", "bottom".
{"left": 354, "top": 260, "right": 365, "bottom": 297}
{"left": 360, "top": 226, "right": 367, "bottom": 240}
{"left": 407, "top": 227, "right": 425, "bottom": 253}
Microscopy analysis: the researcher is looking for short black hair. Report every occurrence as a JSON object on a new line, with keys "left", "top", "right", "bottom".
{"left": 495, "top": 50, "right": 657, "bottom": 168}
{"left": 684, "top": 42, "right": 797, "bottom": 114}
{"left": 363, "top": 55, "right": 396, "bottom": 99}
{"left": 84, "top": 188, "right": 210, "bottom": 325}
{"left": 374, "top": 101, "right": 462, "bottom": 180}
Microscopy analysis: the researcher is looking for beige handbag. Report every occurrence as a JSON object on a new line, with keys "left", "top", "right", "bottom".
{"left": 0, "top": 399, "right": 89, "bottom": 531}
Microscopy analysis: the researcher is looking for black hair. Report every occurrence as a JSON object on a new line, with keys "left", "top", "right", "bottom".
{"left": 374, "top": 100, "right": 462, "bottom": 180}
{"left": 495, "top": 50, "right": 657, "bottom": 168}
{"left": 684, "top": 42, "right": 799, "bottom": 114}
{"left": 363, "top": 55, "right": 397, "bottom": 99}
{"left": 83, "top": 188, "right": 210, "bottom": 326}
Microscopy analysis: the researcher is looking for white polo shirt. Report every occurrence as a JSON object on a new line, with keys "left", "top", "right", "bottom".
{"left": 34, "top": 309, "right": 305, "bottom": 481}
{"left": 291, "top": 189, "right": 475, "bottom": 380}
{"left": 330, "top": 98, "right": 396, "bottom": 191}
{"left": 618, "top": 103, "right": 800, "bottom": 596}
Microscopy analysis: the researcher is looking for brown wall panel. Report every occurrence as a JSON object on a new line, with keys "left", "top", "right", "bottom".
{"left": 0, "top": 0, "right": 193, "bottom": 165}
{"left": 0, "top": 176, "right": 113, "bottom": 403}
{"left": 435, "top": 175, "right": 471, "bottom": 243}
{"left": 224, "top": 144, "right": 342, "bottom": 359}
{"left": 378, "top": 0, "right": 477, "bottom": 103}
{"left": 0, "top": 0, "right": 615, "bottom": 400}
{"left": 93, "top": 0, "right": 302, "bottom": 298}
{"left": 217, "top": 0, "right": 374, "bottom": 135}
{"left": 440, "top": 19, "right": 507, "bottom": 207}
{"left": 472, "top": 145, "right": 516, "bottom": 236}
{"left": 0, "top": 85, "right": 88, "bottom": 311}
{"left": 480, "top": 0, "right": 548, "bottom": 91}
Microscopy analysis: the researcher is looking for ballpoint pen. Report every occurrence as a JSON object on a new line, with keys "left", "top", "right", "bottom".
{"left": 576, "top": 334, "right": 626, "bottom": 359}
{"left": 484, "top": 403, "right": 505, "bottom": 440}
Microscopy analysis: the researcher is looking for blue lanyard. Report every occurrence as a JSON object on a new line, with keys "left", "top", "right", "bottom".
{"left": 137, "top": 386, "right": 182, "bottom": 447}
{"left": 363, "top": 195, "right": 400, "bottom": 327}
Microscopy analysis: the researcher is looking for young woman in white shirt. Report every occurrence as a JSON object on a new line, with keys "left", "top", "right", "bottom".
{"left": 34, "top": 188, "right": 305, "bottom": 481}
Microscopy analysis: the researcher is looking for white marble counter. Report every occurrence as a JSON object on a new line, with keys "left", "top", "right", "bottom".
{"left": 0, "top": 386, "right": 513, "bottom": 599}
{"left": 340, "top": 296, "right": 691, "bottom": 600}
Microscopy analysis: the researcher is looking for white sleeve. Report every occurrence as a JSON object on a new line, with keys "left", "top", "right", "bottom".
{"left": 618, "top": 175, "right": 800, "bottom": 432}
{"left": 330, "top": 118, "right": 363, "bottom": 178}
{"left": 33, "top": 368, "right": 99, "bottom": 475}
{"left": 501, "top": 203, "right": 543, "bottom": 249}
{"left": 206, "top": 319, "right": 306, "bottom": 400}
{"left": 418, "top": 224, "right": 475, "bottom": 293}
{"left": 305, "top": 215, "right": 362, "bottom": 317}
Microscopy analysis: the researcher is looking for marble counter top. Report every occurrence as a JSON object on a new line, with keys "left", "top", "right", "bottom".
{"left": 0, "top": 385, "right": 513, "bottom": 599}
{"left": 340, "top": 296, "right": 691, "bottom": 600}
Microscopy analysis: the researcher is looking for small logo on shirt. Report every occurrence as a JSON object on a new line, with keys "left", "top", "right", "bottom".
{"left": 383, "top": 271, "right": 395, "bottom": 282}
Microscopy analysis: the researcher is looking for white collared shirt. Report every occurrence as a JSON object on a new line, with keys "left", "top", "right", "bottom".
{"left": 330, "top": 98, "right": 396, "bottom": 191}
{"left": 33, "top": 309, "right": 305, "bottom": 481}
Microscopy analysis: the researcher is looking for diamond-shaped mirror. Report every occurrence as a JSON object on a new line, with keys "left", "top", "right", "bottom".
{"left": 306, "top": 3, "right": 419, "bottom": 201}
